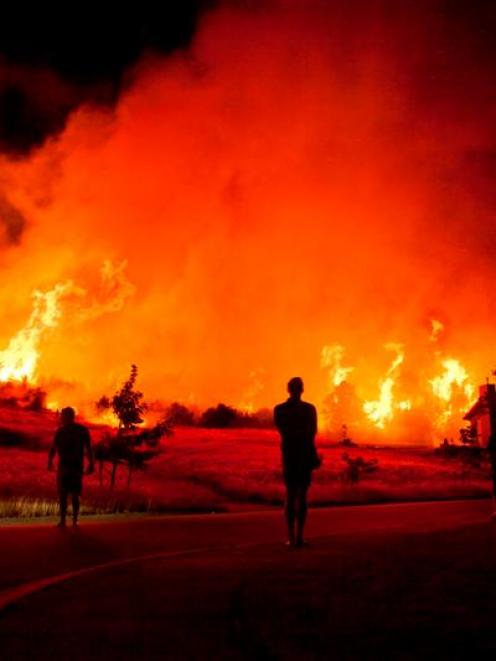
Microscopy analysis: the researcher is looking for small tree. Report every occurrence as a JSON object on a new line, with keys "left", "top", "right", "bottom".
{"left": 111, "top": 364, "right": 146, "bottom": 431}
{"left": 96, "top": 364, "right": 148, "bottom": 487}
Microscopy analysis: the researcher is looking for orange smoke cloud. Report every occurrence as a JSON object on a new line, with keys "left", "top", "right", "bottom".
{"left": 0, "top": 1, "right": 495, "bottom": 441}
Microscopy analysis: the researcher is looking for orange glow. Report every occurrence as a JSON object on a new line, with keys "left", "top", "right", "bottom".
{"left": 0, "top": 2, "right": 493, "bottom": 442}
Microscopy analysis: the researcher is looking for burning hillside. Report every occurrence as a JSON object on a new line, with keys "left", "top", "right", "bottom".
{"left": 0, "top": 1, "right": 495, "bottom": 442}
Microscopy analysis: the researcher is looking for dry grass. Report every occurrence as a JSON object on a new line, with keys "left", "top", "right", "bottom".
{"left": 0, "top": 412, "right": 493, "bottom": 518}
{"left": 0, "top": 497, "right": 60, "bottom": 518}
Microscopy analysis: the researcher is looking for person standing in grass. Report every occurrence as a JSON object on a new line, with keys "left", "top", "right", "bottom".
{"left": 274, "top": 377, "right": 320, "bottom": 547}
{"left": 48, "top": 407, "right": 94, "bottom": 529}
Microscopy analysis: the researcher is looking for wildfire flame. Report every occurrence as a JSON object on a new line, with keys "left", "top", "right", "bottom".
{"left": 321, "top": 345, "right": 354, "bottom": 388}
{"left": 363, "top": 344, "right": 411, "bottom": 430}
{"left": 0, "top": 282, "right": 72, "bottom": 383}
{"left": 320, "top": 333, "right": 477, "bottom": 440}
{"left": 430, "top": 359, "right": 474, "bottom": 403}
{"left": 0, "top": 260, "right": 134, "bottom": 401}
{"left": 429, "top": 358, "right": 476, "bottom": 427}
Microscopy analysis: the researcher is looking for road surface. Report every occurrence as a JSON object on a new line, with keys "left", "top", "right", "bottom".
{"left": 1, "top": 499, "right": 496, "bottom": 658}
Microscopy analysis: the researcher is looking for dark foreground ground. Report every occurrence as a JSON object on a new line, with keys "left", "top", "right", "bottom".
{"left": 1, "top": 500, "right": 496, "bottom": 659}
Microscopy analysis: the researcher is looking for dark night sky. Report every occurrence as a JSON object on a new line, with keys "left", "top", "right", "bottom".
{"left": 0, "top": 2, "right": 216, "bottom": 154}
{"left": 0, "top": 1, "right": 495, "bottom": 156}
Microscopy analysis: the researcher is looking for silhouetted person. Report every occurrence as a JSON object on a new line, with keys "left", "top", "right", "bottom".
{"left": 274, "top": 377, "right": 319, "bottom": 547}
{"left": 48, "top": 407, "right": 94, "bottom": 529}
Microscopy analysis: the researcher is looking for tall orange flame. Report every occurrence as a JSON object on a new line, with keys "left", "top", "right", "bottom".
{"left": 0, "top": 282, "right": 72, "bottom": 383}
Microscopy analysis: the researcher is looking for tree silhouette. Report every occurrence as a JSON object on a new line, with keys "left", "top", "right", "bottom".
{"left": 97, "top": 364, "right": 146, "bottom": 432}
{"left": 96, "top": 364, "right": 149, "bottom": 487}
{"left": 113, "top": 364, "right": 145, "bottom": 431}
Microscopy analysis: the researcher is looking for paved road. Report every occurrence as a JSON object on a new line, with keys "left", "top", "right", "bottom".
{"left": 1, "top": 500, "right": 496, "bottom": 659}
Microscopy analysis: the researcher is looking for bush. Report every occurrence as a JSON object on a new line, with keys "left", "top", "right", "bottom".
{"left": 0, "top": 427, "right": 29, "bottom": 447}
{"left": 435, "top": 443, "right": 484, "bottom": 466}
{"left": 199, "top": 404, "right": 239, "bottom": 428}
{"left": 196, "top": 404, "right": 275, "bottom": 429}
{"left": 164, "top": 402, "right": 196, "bottom": 426}
{"left": 242, "top": 408, "right": 275, "bottom": 429}
{"left": 341, "top": 453, "right": 379, "bottom": 484}
{"left": 0, "top": 383, "right": 46, "bottom": 410}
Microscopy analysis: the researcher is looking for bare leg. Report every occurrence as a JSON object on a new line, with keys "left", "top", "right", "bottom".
{"left": 72, "top": 495, "right": 80, "bottom": 527}
{"left": 295, "top": 486, "right": 309, "bottom": 547}
{"left": 58, "top": 490, "right": 68, "bottom": 528}
{"left": 285, "top": 486, "right": 297, "bottom": 545}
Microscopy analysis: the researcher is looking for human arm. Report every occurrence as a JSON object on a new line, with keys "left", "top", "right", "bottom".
{"left": 309, "top": 405, "right": 321, "bottom": 468}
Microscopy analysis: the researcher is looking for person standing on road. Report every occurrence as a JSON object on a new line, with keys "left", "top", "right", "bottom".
{"left": 48, "top": 407, "right": 94, "bottom": 529}
{"left": 274, "top": 377, "right": 320, "bottom": 547}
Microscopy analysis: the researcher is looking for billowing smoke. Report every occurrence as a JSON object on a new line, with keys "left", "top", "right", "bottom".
{"left": 0, "top": 1, "right": 495, "bottom": 441}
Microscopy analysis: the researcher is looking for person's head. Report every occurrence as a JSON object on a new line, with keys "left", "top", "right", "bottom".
{"left": 287, "top": 376, "right": 304, "bottom": 399}
{"left": 60, "top": 406, "right": 76, "bottom": 426}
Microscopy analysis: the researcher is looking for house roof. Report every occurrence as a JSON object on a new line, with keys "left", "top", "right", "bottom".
{"left": 463, "top": 398, "right": 488, "bottom": 420}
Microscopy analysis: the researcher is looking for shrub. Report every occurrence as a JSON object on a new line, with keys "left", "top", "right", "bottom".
{"left": 197, "top": 404, "right": 275, "bottom": 429}
{"left": 0, "top": 427, "right": 29, "bottom": 447}
{"left": 243, "top": 408, "right": 275, "bottom": 429}
{"left": 164, "top": 402, "right": 196, "bottom": 426}
{"left": 341, "top": 453, "right": 379, "bottom": 484}
{"left": 435, "top": 443, "right": 484, "bottom": 467}
{"left": 0, "top": 383, "right": 46, "bottom": 410}
{"left": 199, "top": 403, "right": 239, "bottom": 428}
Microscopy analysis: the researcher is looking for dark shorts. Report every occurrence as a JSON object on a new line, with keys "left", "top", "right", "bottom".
{"left": 283, "top": 463, "right": 312, "bottom": 490}
{"left": 58, "top": 470, "right": 83, "bottom": 495}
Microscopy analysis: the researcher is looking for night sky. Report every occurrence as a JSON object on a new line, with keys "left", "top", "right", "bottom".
{"left": 0, "top": 2, "right": 215, "bottom": 154}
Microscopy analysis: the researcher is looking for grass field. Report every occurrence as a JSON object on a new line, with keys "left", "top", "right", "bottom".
{"left": 0, "top": 406, "right": 493, "bottom": 517}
